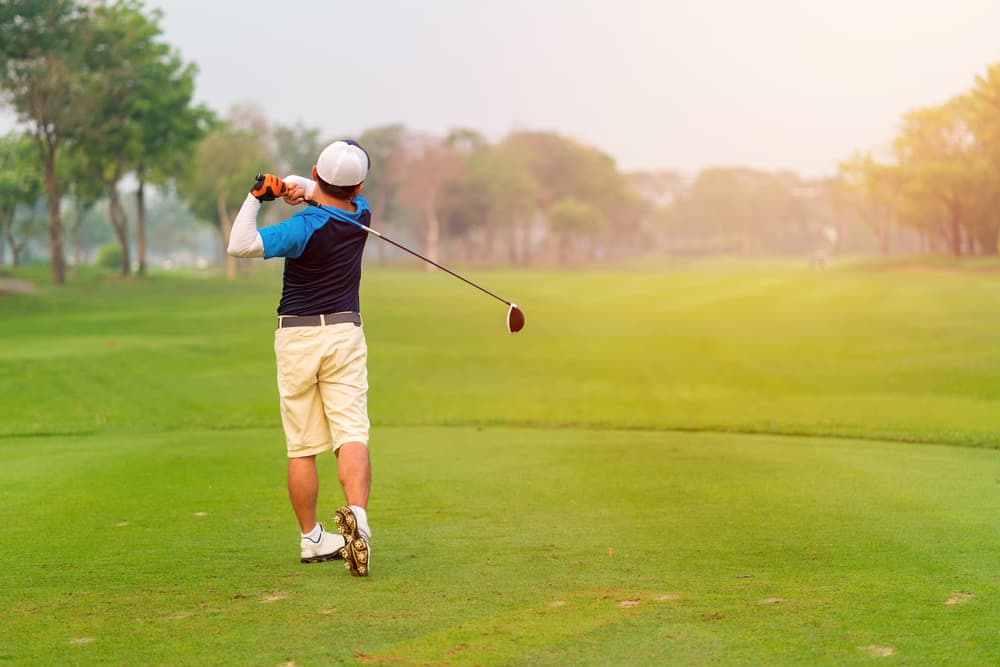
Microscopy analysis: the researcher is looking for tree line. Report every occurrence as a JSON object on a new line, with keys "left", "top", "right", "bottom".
{"left": 839, "top": 63, "right": 1000, "bottom": 257}
{"left": 2, "top": 1, "right": 999, "bottom": 285}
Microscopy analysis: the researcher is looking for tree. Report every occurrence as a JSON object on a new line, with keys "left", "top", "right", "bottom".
{"left": 893, "top": 100, "right": 992, "bottom": 256}
{"left": 0, "top": 132, "right": 43, "bottom": 265}
{"left": 439, "top": 177, "right": 491, "bottom": 261}
{"left": 65, "top": 0, "right": 210, "bottom": 276}
{"left": 59, "top": 144, "right": 106, "bottom": 269}
{"left": 132, "top": 49, "right": 213, "bottom": 275}
{"left": 270, "top": 122, "right": 328, "bottom": 178}
{"left": 0, "top": 0, "right": 88, "bottom": 283}
{"left": 837, "top": 153, "right": 900, "bottom": 256}
{"left": 624, "top": 170, "right": 687, "bottom": 256}
{"left": 65, "top": 0, "right": 157, "bottom": 275}
{"left": 967, "top": 63, "right": 1000, "bottom": 253}
{"left": 358, "top": 124, "right": 408, "bottom": 261}
{"left": 179, "top": 107, "right": 269, "bottom": 279}
{"left": 548, "top": 197, "right": 603, "bottom": 264}
{"left": 672, "top": 168, "right": 758, "bottom": 254}
{"left": 397, "top": 133, "right": 468, "bottom": 268}
{"left": 503, "top": 131, "right": 628, "bottom": 263}
{"left": 468, "top": 141, "right": 539, "bottom": 263}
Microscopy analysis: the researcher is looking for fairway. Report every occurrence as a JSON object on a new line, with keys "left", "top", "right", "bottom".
{"left": 2, "top": 262, "right": 999, "bottom": 665}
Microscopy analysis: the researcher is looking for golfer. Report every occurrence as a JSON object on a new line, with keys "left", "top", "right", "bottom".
{"left": 227, "top": 140, "right": 373, "bottom": 577}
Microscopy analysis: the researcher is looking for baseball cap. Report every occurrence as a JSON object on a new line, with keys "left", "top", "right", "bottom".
{"left": 316, "top": 140, "right": 370, "bottom": 187}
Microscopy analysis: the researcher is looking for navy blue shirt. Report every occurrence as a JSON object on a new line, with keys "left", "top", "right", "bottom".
{"left": 260, "top": 196, "right": 371, "bottom": 315}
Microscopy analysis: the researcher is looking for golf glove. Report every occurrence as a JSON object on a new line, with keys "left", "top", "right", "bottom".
{"left": 251, "top": 173, "right": 288, "bottom": 202}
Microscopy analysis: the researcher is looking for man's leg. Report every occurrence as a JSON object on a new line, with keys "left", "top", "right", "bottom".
{"left": 290, "top": 453, "right": 347, "bottom": 562}
{"left": 335, "top": 441, "right": 372, "bottom": 576}
{"left": 336, "top": 441, "right": 370, "bottom": 507}
{"left": 288, "top": 454, "right": 319, "bottom": 532}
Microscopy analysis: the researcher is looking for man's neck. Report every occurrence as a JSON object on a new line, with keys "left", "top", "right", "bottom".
{"left": 313, "top": 193, "right": 357, "bottom": 212}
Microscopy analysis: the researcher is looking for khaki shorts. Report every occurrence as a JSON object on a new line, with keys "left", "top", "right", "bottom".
{"left": 274, "top": 321, "right": 369, "bottom": 458}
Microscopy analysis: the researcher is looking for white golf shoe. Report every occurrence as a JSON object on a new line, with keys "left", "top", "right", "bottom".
{"left": 300, "top": 524, "right": 346, "bottom": 563}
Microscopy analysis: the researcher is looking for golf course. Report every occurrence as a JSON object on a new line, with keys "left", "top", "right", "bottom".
{"left": 1, "top": 259, "right": 998, "bottom": 665}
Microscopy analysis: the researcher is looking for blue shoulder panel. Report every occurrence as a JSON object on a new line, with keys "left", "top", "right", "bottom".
{"left": 260, "top": 210, "right": 314, "bottom": 259}
{"left": 260, "top": 197, "right": 371, "bottom": 259}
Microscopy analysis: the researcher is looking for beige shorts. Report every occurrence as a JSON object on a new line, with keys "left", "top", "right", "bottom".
{"left": 274, "top": 321, "right": 369, "bottom": 458}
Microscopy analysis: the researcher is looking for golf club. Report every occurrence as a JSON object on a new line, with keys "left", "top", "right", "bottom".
{"left": 253, "top": 174, "right": 525, "bottom": 334}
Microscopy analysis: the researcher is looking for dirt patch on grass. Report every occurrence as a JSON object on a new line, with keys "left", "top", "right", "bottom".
{"left": 0, "top": 279, "right": 38, "bottom": 295}
{"left": 69, "top": 637, "right": 96, "bottom": 645}
{"left": 655, "top": 593, "right": 682, "bottom": 601}
{"left": 260, "top": 591, "right": 288, "bottom": 603}
{"left": 618, "top": 598, "right": 641, "bottom": 608}
{"left": 859, "top": 645, "right": 895, "bottom": 657}
{"left": 757, "top": 596, "right": 783, "bottom": 605}
{"left": 945, "top": 592, "right": 975, "bottom": 605}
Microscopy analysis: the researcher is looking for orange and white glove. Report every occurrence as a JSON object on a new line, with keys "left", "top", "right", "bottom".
{"left": 250, "top": 173, "right": 288, "bottom": 202}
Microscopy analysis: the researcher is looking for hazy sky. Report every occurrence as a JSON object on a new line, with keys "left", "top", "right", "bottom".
{"left": 34, "top": 1, "right": 1000, "bottom": 176}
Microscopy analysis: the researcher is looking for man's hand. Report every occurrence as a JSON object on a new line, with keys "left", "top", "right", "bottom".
{"left": 251, "top": 173, "right": 288, "bottom": 202}
{"left": 282, "top": 182, "right": 307, "bottom": 205}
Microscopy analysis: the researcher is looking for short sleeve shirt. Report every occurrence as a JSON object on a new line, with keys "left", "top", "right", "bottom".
{"left": 259, "top": 196, "right": 372, "bottom": 315}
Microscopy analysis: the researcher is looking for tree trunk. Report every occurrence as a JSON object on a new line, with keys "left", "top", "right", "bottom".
{"left": 72, "top": 200, "right": 84, "bottom": 270}
{"left": 980, "top": 222, "right": 999, "bottom": 256}
{"left": 519, "top": 218, "right": 532, "bottom": 266}
{"left": 373, "top": 198, "right": 387, "bottom": 263}
{"left": 947, "top": 200, "right": 962, "bottom": 258}
{"left": 558, "top": 231, "right": 569, "bottom": 266}
{"left": 11, "top": 228, "right": 29, "bottom": 266}
{"left": 507, "top": 221, "right": 519, "bottom": 265}
{"left": 741, "top": 206, "right": 752, "bottom": 256}
{"left": 878, "top": 224, "right": 890, "bottom": 256}
{"left": 0, "top": 209, "right": 9, "bottom": 265}
{"left": 42, "top": 143, "right": 66, "bottom": 284}
{"left": 2, "top": 211, "right": 17, "bottom": 266}
{"left": 483, "top": 224, "right": 495, "bottom": 264}
{"left": 218, "top": 193, "right": 237, "bottom": 279}
{"left": 107, "top": 181, "right": 131, "bottom": 276}
{"left": 424, "top": 205, "right": 439, "bottom": 271}
{"left": 136, "top": 178, "right": 147, "bottom": 275}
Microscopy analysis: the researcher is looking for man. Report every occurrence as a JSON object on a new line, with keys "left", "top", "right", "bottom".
{"left": 227, "top": 140, "right": 373, "bottom": 577}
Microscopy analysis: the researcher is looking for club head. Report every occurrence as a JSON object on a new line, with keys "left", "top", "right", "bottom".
{"left": 507, "top": 304, "right": 525, "bottom": 334}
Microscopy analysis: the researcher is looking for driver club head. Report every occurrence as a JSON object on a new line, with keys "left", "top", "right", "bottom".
{"left": 507, "top": 304, "right": 525, "bottom": 334}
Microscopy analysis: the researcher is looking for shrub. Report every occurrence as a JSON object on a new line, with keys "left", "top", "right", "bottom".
{"left": 96, "top": 243, "right": 122, "bottom": 271}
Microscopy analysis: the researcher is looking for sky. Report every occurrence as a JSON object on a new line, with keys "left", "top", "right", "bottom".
{"left": 12, "top": 0, "right": 1000, "bottom": 177}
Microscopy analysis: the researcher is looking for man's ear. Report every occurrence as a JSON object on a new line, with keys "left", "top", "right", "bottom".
{"left": 356, "top": 183, "right": 364, "bottom": 196}
{"left": 312, "top": 165, "right": 319, "bottom": 181}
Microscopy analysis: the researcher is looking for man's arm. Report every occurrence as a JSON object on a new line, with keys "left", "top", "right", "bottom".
{"left": 227, "top": 175, "right": 315, "bottom": 258}
{"left": 227, "top": 194, "right": 265, "bottom": 258}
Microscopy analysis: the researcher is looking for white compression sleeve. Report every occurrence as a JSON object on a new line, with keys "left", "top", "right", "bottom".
{"left": 283, "top": 174, "right": 317, "bottom": 199}
{"left": 227, "top": 194, "right": 265, "bottom": 258}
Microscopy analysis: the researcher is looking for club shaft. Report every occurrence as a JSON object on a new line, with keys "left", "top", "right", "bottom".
{"left": 307, "top": 200, "right": 512, "bottom": 306}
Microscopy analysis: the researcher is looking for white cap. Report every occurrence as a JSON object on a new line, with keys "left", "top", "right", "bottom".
{"left": 316, "top": 140, "right": 370, "bottom": 187}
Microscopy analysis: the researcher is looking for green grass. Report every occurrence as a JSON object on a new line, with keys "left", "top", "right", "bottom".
{"left": 1, "top": 260, "right": 999, "bottom": 665}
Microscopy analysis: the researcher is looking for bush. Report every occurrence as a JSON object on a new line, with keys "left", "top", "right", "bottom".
{"left": 96, "top": 243, "right": 122, "bottom": 271}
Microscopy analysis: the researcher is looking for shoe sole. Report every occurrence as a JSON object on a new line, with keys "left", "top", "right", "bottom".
{"left": 300, "top": 551, "right": 342, "bottom": 564}
{"left": 333, "top": 506, "right": 370, "bottom": 577}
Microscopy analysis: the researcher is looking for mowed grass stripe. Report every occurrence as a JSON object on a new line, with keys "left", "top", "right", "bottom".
{"left": 3, "top": 265, "right": 1000, "bottom": 445}
{"left": 1, "top": 426, "right": 997, "bottom": 664}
